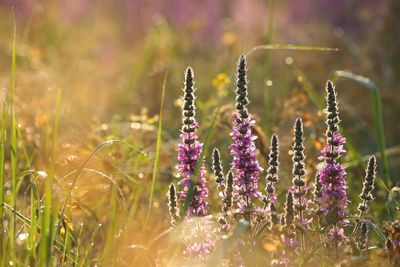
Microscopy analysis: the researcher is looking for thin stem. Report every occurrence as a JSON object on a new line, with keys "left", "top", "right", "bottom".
{"left": 297, "top": 183, "right": 305, "bottom": 251}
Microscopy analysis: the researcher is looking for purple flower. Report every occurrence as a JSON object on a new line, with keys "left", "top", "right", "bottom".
{"left": 264, "top": 134, "right": 280, "bottom": 205}
{"left": 318, "top": 163, "right": 347, "bottom": 219}
{"left": 229, "top": 55, "right": 262, "bottom": 213}
{"left": 290, "top": 118, "right": 312, "bottom": 231}
{"left": 230, "top": 113, "right": 262, "bottom": 211}
{"left": 180, "top": 217, "right": 218, "bottom": 261}
{"left": 288, "top": 185, "right": 313, "bottom": 228}
{"left": 177, "top": 67, "right": 208, "bottom": 217}
{"left": 325, "top": 227, "right": 346, "bottom": 242}
{"left": 317, "top": 81, "right": 348, "bottom": 229}
{"left": 318, "top": 133, "right": 346, "bottom": 161}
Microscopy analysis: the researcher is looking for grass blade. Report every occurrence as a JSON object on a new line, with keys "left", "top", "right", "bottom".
{"left": 39, "top": 89, "right": 62, "bottom": 266}
{"left": 59, "top": 139, "right": 146, "bottom": 220}
{"left": 247, "top": 44, "right": 339, "bottom": 57}
{"left": 9, "top": 8, "right": 18, "bottom": 261}
{"left": 0, "top": 51, "right": 8, "bottom": 267}
{"left": 145, "top": 72, "right": 168, "bottom": 226}
{"left": 331, "top": 70, "right": 391, "bottom": 187}
{"left": 262, "top": 0, "right": 275, "bottom": 133}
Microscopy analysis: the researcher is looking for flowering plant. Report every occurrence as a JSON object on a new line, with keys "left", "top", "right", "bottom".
{"left": 167, "top": 56, "right": 386, "bottom": 266}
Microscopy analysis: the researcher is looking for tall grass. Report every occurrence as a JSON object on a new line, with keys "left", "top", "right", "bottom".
{"left": 0, "top": 48, "right": 7, "bottom": 267}
{"left": 39, "top": 88, "right": 62, "bottom": 266}
{"left": 145, "top": 73, "right": 168, "bottom": 227}
{"left": 262, "top": 0, "right": 275, "bottom": 134}
{"left": 331, "top": 70, "right": 391, "bottom": 187}
{"left": 9, "top": 9, "right": 18, "bottom": 261}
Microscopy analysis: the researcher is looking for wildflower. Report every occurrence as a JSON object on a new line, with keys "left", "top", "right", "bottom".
{"left": 313, "top": 173, "right": 322, "bottom": 204}
{"left": 177, "top": 67, "right": 208, "bottom": 217}
{"left": 212, "top": 148, "right": 225, "bottom": 197}
{"left": 261, "top": 134, "right": 280, "bottom": 228}
{"left": 317, "top": 81, "right": 348, "bottom": 227}
{"left": 287, "top": 118, "right": 311, "bottom": 251}
{"left": 283, "top": 192, "right": 295, "bottom": 228}
{"left": 230, "top": 54, "right": 262, "bottom": 214}
{"left": 264, "top": 134, "right": 280, "bottom": 204}
{"left": 281, "top": 191, "right": 297, "bottom": 265}
{"left": 292, "top": 118, "right": 306, "bottom": 184}
{"left": 290, "top": 119, "right": 311, "bottom": 222}
{"left": 356, "top": 221, "right": 369, "bottom": 251}
{"left": 212, "top": 72, "right": 231, "bottom": 97}
{"left": 358, "top": 156, "right": 377, "bottom": 215}
{"left": 180, "top": 217, "right": 218, "bottom": 262}
{"left": 223, "top": 171, "right": 234, "bottom": 213}
{"left": 318, "top": 163, "right": 347, "bottom": 219}
{"left": 326, "top": 226, "right": 346, "bottom": 242}
{"left": 168, "top": 183, "right": 180, "bottom": 226}
{"left": 219, "top": 172, "right": 234, "bottom": 232}
{"left": 325, "top": 81, "right": 340, "bottom": 140}
{"left": 270, "top": 202, "right": 280, "bottom": 225}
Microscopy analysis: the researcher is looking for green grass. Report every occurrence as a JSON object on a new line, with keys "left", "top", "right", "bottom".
{"left": 145, "top": 73, "right": 168, "bottom": 227}
{"left": 0, "top": 3, "right": 397, "bottom": 265}
{"left": 39, "top": 88, "right": 62, "bottom": 266}
{"left": 262, "top": 0, "right": 275, "bottom": 134}
{"left": 0, "top": 47, "right": 7, "bottom": 267}
{"left": 9, "top": 9, "right": 18, "bottom": 262}
{"left": 331, "top": 70, "right": 391, "bottom": 187}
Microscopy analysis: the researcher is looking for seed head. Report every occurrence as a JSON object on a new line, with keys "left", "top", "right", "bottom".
{"left": 182, "top": 67, "right": 196, "bottom": 138}
{"left": 212, "top": 148, "right": 224, "bottom": 186}
{"left": 168, "top": 183, "right": 180, "bottom": 225}
{"left": 223, "top": 171, "right": 234, "bottom": 213}
{"left": 283, "top": 191, "right": 294, "bottom": 227}
{"left": 235, "top": 54, "right": 250, "bottom": 121}
{"left": 292, "top": 118, "right": 306, "bottom": 179}
{"left": 325, "top": 81, "right": 340, "bottom": 139}
{"left": 359, "top": 156, "right": 377, "bottom": 203}
{"left": 356, "top": 221, "right": 369, "bottom": 251}
{"left": 266, "top": 134, "right": 280, "bottom": 184}
{"left": 313, "top": 173, "right": 322, "bottom": 202}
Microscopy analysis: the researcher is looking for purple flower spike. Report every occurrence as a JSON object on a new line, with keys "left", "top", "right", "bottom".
{"left": 318, "top": 81, "right": 348, "bottom": 227}
{"left": 177, "top": 67, "right": 208, "bottom": 217}
{"left": 318, "top": 163, "right": 347, "bottom": 219}
{"left": 229, "top": 55, "right": 262, "bottom": 212}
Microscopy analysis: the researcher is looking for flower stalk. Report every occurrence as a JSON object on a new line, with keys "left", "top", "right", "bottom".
{"left": 229, "top": 55, "right": 262, "bottom": 223}
{"left": 177, "top": 67, "right": 208, "bottom": 217}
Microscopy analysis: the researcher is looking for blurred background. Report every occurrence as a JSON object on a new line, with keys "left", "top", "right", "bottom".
{"left": 0, "top": 0, "right": 399, "bottom": 263}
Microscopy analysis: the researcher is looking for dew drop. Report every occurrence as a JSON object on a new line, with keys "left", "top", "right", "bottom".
{"left": 333, "top": 27, "right": 344, "bottom": 38}
{"left": 285, "top": 57, "right": 294, "bottom": 65}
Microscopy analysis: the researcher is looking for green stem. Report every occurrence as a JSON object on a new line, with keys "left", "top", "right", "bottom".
{"left": 9, "top": 9, "right": 18, "bottom": 261}
{"left": 263, "top": 0, "right": 275, "bottom": 133}
{"left": 144, "top": 73, "right": 167, "bottom": 227}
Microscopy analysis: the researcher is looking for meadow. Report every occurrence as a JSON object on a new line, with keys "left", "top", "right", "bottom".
{"left": 0, "top": 1, "right": 399, "bottom": 266}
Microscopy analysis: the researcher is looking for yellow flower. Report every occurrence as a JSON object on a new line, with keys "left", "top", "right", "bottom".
{"left": 212, "top": 73, "right": 231, "bottom": 97}
{"left": 222, "top": 32, "right": 238, "bottom": 47}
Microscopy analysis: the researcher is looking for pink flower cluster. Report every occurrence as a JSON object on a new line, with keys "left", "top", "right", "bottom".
{"left": 317, "top": 133, "right": 348, "bottom": 225}
{"left": 177, "top": 123, "right": 208, "bottom": 217}
{"left": 229, "top": 113, "right": 262, "bottom": 212}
